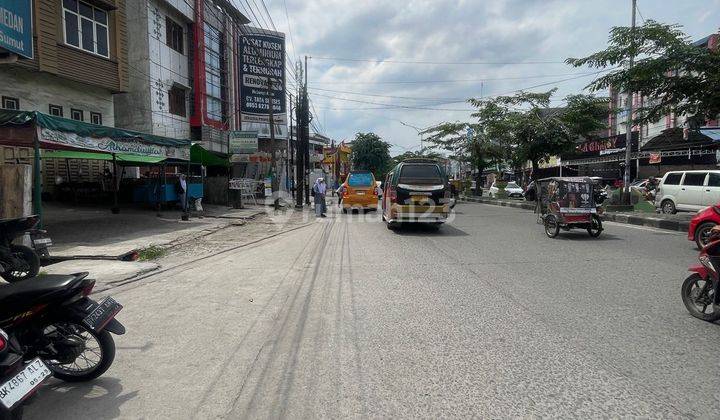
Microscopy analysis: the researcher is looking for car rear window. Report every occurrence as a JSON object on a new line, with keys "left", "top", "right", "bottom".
{"left": 347, "top": 172, "right": 374, "bottom": 187}
{"left": 682, "top": 173, "right": 707, "bottom": 186}
{"left": 507, "top": 182, "right": 520, "bottom": 188}
{"left": 663, "top": 173, "right": 682, "bottom": 185}
{"left": 398, "top": 164, "right": 443, "bottom": 185}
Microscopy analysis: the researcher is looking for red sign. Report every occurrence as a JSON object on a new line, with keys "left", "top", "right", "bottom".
{"left": 577, "top": 137, "right": 618, "bottom": 154}
{"left": 649, "top": 152, "right": 662, "bottom": 164}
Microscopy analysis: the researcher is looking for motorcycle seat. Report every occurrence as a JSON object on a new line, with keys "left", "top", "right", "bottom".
{"left": 0, "top": 273, "right": 88, "bottom": 309}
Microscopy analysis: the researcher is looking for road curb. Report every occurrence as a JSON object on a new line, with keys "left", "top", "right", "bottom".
{"left": 459, "top": 196, "right": 689, "bottom": 233}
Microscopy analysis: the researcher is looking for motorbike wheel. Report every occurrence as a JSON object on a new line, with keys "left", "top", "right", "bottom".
{"left": 544, "top": 215, "right": 560, "bottom": 238}
{"left": 681, "top": 274, "right": 720, "bottom": 322}
{"left": 695, "top": 222, "right": 716, "bottom": 250}
{"left": 0, "top": 245, "right": 40, "bottom": 282}
{"left": 587, "top": 215, "right": 603, "bottom": 238}
{"left": 41, "top": 322, "right": 116, "bottom": 382}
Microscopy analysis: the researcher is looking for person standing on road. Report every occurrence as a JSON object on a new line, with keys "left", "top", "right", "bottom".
{"left": 336, "top": 183, "right": 346, "bottom": 208}
{"left": 313, "top": 178, "right": 327, "bottom": 217}
{"left": 176, "top": 174, "right": 188, "bottom": 212}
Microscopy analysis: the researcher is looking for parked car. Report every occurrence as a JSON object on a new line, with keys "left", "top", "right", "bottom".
{"left": 688, "top": 204, "right": 720, "bottom": 249}
{"left": 488, "top": 181, "right": 524, "bottom": 199}
{"left": 341, "top": 171, "right": 378, "bottom": 213}
{"left": 629, "top": 179, "right": 649, "bottom": 193}
{"left": 382, "top": 158, "right": 450, "bottom": 229}
{"left": 655, "top": 170, "right": 720, "bottom": 214}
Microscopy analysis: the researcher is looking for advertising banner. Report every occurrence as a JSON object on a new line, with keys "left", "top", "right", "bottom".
{"left": 239, "top": 27, "right": 287, "bottom": 139}
{"left": 229, "top": 131, "right": 258, "bottom": 154}
{"left": 0, "top": 0, "right": 33, "bottom": 59}
{"left": 39, "top": 128, "right": 190, "bottom": 160}
{"left": 649, "top": 152, "right": 662, "bottom": 164}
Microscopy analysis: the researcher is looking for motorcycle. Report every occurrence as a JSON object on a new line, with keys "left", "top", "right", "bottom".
{"left": 0, "top": 328, "right": 51, "bottom": 420}
{"left": 0, "top": 272, "right": 125, "bottom": 382}
{"left": 0, "top": 216, "right": 50, "bottom": 283}
{"left": 681, "top": 232, "right": 720, "bottom": 322}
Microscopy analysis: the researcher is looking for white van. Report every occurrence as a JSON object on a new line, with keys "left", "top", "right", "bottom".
{"left": 655, "top": 170, "right": 720, "bottom": 213}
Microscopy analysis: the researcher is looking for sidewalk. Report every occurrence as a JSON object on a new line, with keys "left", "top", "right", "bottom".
{"left": 40, "top": 202, "right": 266, "bottom": 284}
{"left": 459, "top": 196, "right": 694, "bottom": 232}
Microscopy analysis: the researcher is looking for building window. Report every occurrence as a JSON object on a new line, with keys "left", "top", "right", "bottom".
{"left": 204, "top": 22, "right": 224, "bottom": 122}
{"left": 71, "top": 108, "right": 84, "bottom": 121}
{"left": 63, "top": 0, "right": 110, "bottom": 58}
{"left": 49, "top": 105, "right": 63, "bottom": 117}
{"left": 168, "top": 86, "right": 186, "bottom": 117}
{"left": 90, "top": 112, "right": 102, "bottom": 125}
{"left": 166, "top": 17, "right": 184, "bottom": 54}
{"left": 1, "top": 96, "right": 19, "bottom": 110}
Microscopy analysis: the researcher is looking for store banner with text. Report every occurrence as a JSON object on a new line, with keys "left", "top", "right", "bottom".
{"left": 39, "top": 128, "right": 189, "bottom": 160}
{"left": 230, "top": 131, "right": 259, "bottom": 154}
{"left": 239, "top": 27, "right": 287, "bottom": 139}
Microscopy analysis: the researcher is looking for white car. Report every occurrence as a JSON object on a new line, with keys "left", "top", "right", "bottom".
{"left": 655, "top": 170, "right": 720, "bottom": 214}
{"left": 488, "top": 181, "right": 524, "bottom": 199}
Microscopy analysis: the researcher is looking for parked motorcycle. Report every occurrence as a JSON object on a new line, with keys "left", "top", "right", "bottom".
{"left": 0, "top": 272, "right": 125, "bottom": 382}
{"left": 681, "top": 232, "right": 720, "bottom": 322}
{"left": 0, "top": 328, "right": 51, "bottom": 420}
{"left": 0, "top": 216, "right": 50, "bottom": 283}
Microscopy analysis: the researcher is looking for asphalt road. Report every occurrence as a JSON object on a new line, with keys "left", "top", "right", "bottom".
{"left": 25, "top": 202, "right": 720, "bottom": 418}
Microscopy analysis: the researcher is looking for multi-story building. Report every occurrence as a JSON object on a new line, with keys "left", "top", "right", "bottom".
{"left": 114, "top": 0, "right": 193, "bottom": 139}
{"left": 1, "top": 0, "right": 129, "bottom": 127}
{"left": 115, "top": 0, "right": 249, "bottom": 148}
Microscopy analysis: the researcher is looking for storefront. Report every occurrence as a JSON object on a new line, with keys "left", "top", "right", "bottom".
{"left": 0, "top": 110, "right": 192, "bottom": 222}
{"left": 562, "top": 132, "right": 639, "bottom": 184}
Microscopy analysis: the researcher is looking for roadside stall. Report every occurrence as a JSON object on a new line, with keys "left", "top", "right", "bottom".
{"left": 0, "top": 110, "right": 192, "bottom": 224}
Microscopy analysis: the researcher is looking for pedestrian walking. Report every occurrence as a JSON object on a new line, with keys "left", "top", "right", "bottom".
{"left": 176, "top": 174, "right": 188, "bottom": 212}
{"left": 313, "top": 178, "right": 327, "bottom": 217}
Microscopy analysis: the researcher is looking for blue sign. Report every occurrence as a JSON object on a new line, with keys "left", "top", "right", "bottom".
{"left": 0, "top": 0, "right": 33, "bottom": 59}
{"left": 466, "top": 127, "right": 474, "bottom": 142}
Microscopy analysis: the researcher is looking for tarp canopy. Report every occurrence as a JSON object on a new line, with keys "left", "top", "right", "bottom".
{"left": 42, "top": 150, "right": 165, "bottom": 164}
{"left": 191, "top": 144, "right": 229, "bottom": 167}
{"left": 0, "top": 110, "right": 191, "bottom": 160}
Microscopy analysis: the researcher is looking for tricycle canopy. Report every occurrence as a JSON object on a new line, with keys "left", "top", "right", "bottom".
{"left": 537, "top": 177, "right": 596, "bottom": 215}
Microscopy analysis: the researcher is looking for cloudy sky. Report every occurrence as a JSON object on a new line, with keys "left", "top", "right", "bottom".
{"left": 262, "top": 0, "right": 720, "bottom": 154}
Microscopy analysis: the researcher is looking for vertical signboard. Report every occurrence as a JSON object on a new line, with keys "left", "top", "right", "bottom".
{"left": 0, "top": 0, "right": 33, "bottom": 59}
{"left": 239, "top": 27, "right": 287, "bottom": 139}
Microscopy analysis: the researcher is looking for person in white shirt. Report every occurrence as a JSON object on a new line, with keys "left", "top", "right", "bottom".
{"left": 313, "top": 178, "right": 327, "bottom": 217}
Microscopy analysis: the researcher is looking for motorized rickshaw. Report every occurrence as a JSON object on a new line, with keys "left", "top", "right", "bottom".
{"left": 535, "top": 177, "right": 603, "bottom": 238}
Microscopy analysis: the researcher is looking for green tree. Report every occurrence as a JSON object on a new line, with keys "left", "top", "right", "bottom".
{"left": 422, "top": 122, "right": 504, "bottom": 195}
{"left": 470, "top": 90, "right": 607, "bottom": 179}
{"left": 350, "top": 132, "right": 392, "bottom": 179}
{"left": 390, "top": 148, "right": 443, "bottom": 167}
{"left": 567, "top": 21, "right": 720, "bottom": 127}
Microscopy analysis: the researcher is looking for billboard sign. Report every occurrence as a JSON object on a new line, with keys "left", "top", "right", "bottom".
{"left": 229, "top": 131, "right": 258, "bottom": 154}
{"left": 239, "top": 27, "right": 287, "bottom": 139}
{"left": 0, "top": 0, "right": 33, "bottom": 59}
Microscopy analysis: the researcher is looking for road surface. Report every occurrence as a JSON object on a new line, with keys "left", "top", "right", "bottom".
{"left": 26, "top": 202, "right": 720, "bottom": 418}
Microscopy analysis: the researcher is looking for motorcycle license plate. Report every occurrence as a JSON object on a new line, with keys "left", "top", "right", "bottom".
{"left": 0, "top": 358, "right": 51, "bottom": 409}
{"left": 83, "top": 297, "right": 123, "bottom": 332}
{"left": 32, "top": 237, "right": 52, "bottom": 247}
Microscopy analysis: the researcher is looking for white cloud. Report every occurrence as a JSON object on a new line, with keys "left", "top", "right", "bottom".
{"left": 264, "top": 0, "right": 720, "bottom": 154}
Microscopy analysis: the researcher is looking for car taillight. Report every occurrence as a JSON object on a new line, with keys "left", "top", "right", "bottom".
{"left": 389, "top": 188, "right": 397, "bottom": 202}
{"left": 0, "top": 330, "right": 8, "bottom": 353}
{"left": 343, "top": 190, "right": 349, "bottom": 197}
{"left": 82, "top": 280, "right": 96, "bottom": 296}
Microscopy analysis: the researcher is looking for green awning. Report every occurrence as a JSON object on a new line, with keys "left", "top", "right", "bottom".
{"left": 42, "top": 150, "right": 165, "bottom": 164}
{"left": 191, "top": 144, "right": 229, "bottom": 167}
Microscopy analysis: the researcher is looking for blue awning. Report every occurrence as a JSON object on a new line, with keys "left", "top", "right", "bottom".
{"left": 701, "top": 128, "right": 720, "bottom": 141}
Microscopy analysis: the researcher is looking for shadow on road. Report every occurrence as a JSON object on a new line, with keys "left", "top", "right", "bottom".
{"left": 26, "top": 377, "right": 137, "bottom": 420}
{"left": 393, "top": 223, "right": 469, "bottom": 237}
{"left": 549, "top": 231, "right": 623, "bottom": 241}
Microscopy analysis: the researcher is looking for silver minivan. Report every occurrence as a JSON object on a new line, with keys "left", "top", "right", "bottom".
{"left": 655, "top": 170, "right": 720, "bottom": 213}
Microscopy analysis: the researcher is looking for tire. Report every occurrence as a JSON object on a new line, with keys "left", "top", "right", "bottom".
{"left": 1, "top": 245, "right": 40, "bottom": 282}
{"left": 681, "top": 273, "right": 720, "bottom": 322}
{"left": 661, "top": 199, "right": 676, "bottom": 214}
{"left": 587, "top": 214, "right": 603, "bottom": 238}
{"left": 44, "top": 323, "right": 116, "bottom": 382}
{"left": 386, "top": 222, "right": 399, "bottom": 230}
{"left": 544, "top": 215, "right": 560, "bottom": 238}
{"left": 695, "top": 222, "right": 716, "bottom": 249}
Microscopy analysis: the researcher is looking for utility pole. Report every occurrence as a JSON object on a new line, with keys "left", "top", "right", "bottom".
{"left": 288, "top": 93, "right": 294, "bottom": 196}
{"left": 295, "top": 66, "right": 305, "bottom": 208}
{"left": 268, "top": 76, "right": 279, "bottom": 210}
{"left": 623, "top": 0, "right": 637, "bottom": 205}
{"left": 304, "top": 55, "right": 311, "bottom": 205}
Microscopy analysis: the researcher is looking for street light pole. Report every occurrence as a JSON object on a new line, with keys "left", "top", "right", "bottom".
{"left": 400, "top": 121, "right": 425, "bottom": 151}
{"left": 623, "top": 0, "right": 637, "bottom": 205}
